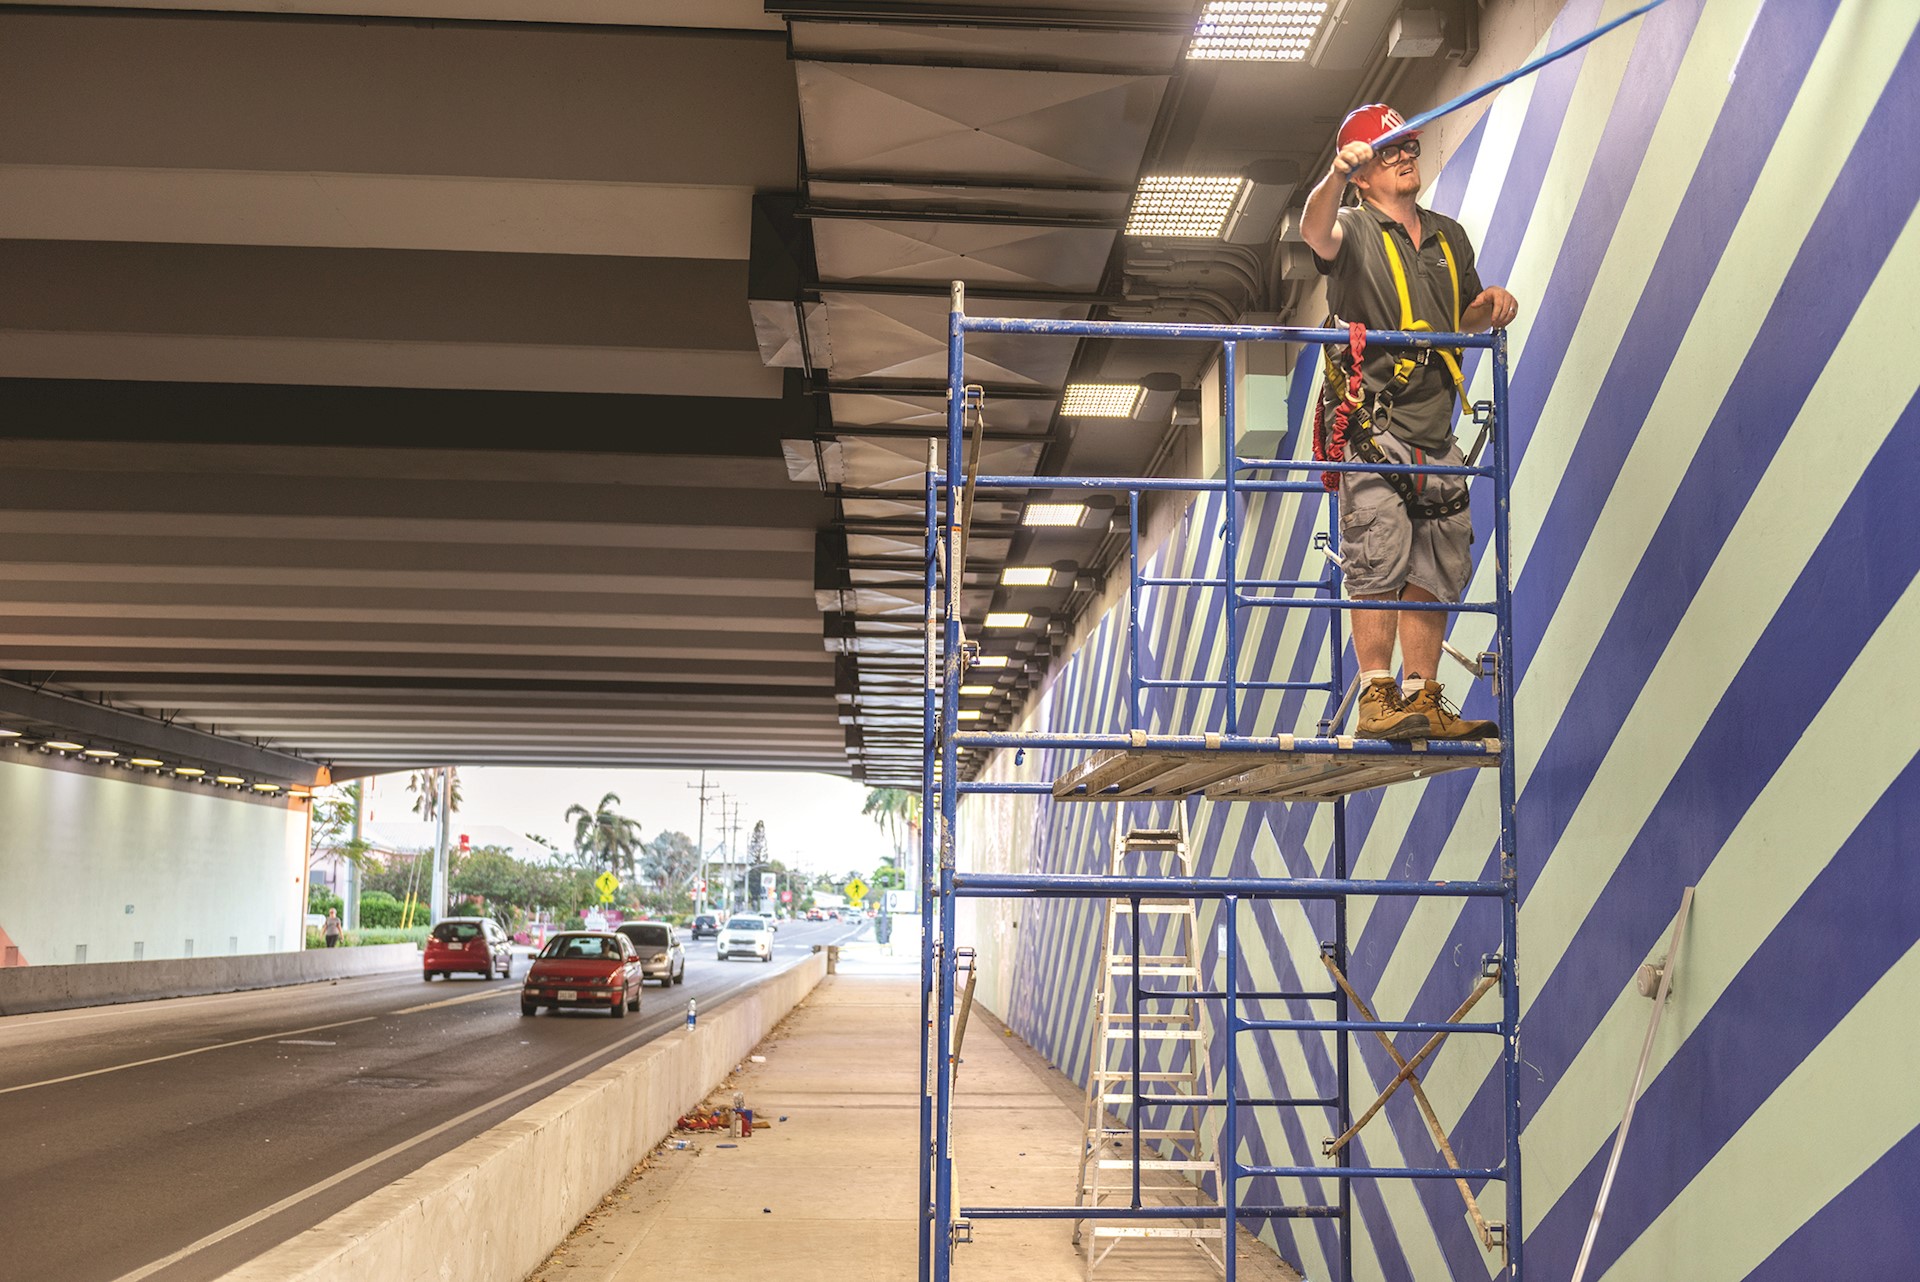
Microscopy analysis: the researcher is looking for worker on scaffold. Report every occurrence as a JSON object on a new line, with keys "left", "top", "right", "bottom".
{"left": 1300, "top": 103, "right": 1520, "bottom": 741}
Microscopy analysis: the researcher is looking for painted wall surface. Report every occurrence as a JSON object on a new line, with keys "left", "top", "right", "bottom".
{"left": 0, "top": 757, "right": 308, "bottom": 966}
{"left": 960, "top": 1, "right": 1920, "bottom": 1279}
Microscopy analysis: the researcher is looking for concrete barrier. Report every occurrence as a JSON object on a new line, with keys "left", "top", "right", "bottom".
{"left": 0, "top": 944, "right": 421, "bottom": 1016}
{"left": 218, "top": 950, "right": 829, "bottom": 1282}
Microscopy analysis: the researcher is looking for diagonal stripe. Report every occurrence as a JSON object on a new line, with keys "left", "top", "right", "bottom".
{"left": 1600, "top": 940, "right": 1920, "bottom": 1280}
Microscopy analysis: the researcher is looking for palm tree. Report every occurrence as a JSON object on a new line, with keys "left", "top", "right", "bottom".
{"left": 565, "top": 792, "right": 643, "bottom": 878}
{"left": 861, "top": 787, "right": 921, "bottom": 854}
{"left": 408, "top": 767, "right": 462, "bottom": 825}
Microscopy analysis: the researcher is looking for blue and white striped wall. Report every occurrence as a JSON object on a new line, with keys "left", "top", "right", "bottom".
{"left": 958, "top": 1, "right": 1920, "bottom": 1277}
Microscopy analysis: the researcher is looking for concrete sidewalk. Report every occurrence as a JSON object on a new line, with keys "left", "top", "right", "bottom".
{"left": 528, "top": 936, "right": 1298, "bottom": 1282}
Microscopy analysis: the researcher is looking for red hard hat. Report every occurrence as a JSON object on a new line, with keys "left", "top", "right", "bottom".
{"left": 1338, "top": 103, "right": 1417, "bottom": 151}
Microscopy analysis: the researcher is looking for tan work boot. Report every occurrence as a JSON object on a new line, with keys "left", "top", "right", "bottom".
{"left": 1400, "top": 680, "right": 1498, "bottom": 739}
{"left": 1356, "top": 676, "right": 1428, "bottom": 740}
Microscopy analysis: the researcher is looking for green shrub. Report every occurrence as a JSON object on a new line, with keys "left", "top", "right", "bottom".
{"left": 308, "top": 885, "right": 343, "bottom": 916}
{"left": 358, "top": 889, "right": 405, "bottom": 928}
{"left": 306, "top": 924, "right": 428, "bottom": 949}
{"left": 352, "top": 926, "right": 429, "bottom": 947}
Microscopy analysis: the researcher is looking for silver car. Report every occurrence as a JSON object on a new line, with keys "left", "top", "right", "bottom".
{"left": 715, "top": 915, "right": 773, "bottom": 963}
{"left": 616, "top": 921, "right": 686, "bottom": 986}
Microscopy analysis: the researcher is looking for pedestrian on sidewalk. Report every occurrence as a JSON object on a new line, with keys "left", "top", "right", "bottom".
{"left": 322, "top": 909, "right": 343, "bottom": 948}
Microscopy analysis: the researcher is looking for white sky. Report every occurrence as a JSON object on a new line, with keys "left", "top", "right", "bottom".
{"left": 358, "top": 766, "right": 904, "bottom": 878}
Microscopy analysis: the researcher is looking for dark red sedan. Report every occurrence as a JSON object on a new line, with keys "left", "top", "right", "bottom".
{"left": 423, "top": 916, "right": 514, "bottom": 981}
{"left": 520, "top": 931, "right": 643, "bottom": 1018}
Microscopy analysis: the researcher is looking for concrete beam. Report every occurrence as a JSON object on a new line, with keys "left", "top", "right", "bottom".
{"left": 0, "top": 679, "right": 326, "bottom": 784}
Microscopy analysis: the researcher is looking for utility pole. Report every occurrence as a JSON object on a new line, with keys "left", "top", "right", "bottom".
{"left": 687, "top": 770, "right": 717, "bottom": 915}
{"left": 346, "top": 780, "right": 364, "bottom": 930}
{"left": 429, "top": 766, "right": 452, "bottom": 923}
{"left": 723, "top": 800, "right": 744, "bottom": 911}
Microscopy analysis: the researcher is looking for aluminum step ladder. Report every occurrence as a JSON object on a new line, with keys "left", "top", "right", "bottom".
{"left": 1072, "top": 809, "right": 1224, "bottom": 1278}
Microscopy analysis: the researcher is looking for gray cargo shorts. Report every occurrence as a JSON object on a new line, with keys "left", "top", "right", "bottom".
{"left": 1337, "top": 429, "right": 1474, "bottom": 601}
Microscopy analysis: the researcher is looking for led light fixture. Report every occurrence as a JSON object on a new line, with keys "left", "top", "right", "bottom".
{"left": 971, "top": 655, "right": 1010, "bottom": 668}
{"left": 129, "top": 758, "right": 165, "bottom": 768}
{"left": 252, "top": 782, "right": 282, "bottom": 792}
{"left": 1022, "top": 502, "right": 1088, "bottom": 527}
{"left": 1060, "top": 383, "right": 1145, "bottom": 418}
{"left": 1126, "top": 175, "right": 1245, "bottom": 237}
{"left": 45, "top": 740, "right": 83, "bottom": 752}
{"left": 0, "top": 728, "right": 21, "bottom": 739}
{"left": 983, "top": 612, "right": 1031, "bottom": 628}
{"left": 960, "top": 684, "right": 994, "bottom": 696}
{"left": 1188, "top": 1, "right": 1330, "bottom": 61}
{"left": 215, "top": 775, "right": 246, "bottom": 785}
{"left": 173, "top": 767, "right": 206, "bottom": 777}
{"left": 957, "top": 710, "right": 984, "bottom": 721}
{"left": 999, "top": 566, "right": 1055, "bottom": 587}
{"left": 83, "top": 748, "right": 120, "bottom": 759}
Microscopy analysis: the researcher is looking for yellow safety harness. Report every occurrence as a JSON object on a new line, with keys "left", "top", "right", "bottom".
{"left": 1378, "top": 225, "right": 1468, "bottom": 403}
{"left": 1311, "top": 223, "right": 1476, "bottom": 520}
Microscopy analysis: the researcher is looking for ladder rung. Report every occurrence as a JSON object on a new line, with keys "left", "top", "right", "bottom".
{"left": 1095, "top": 1159, "right": 1215, "bottom": 1171}
{"left": 1103, "top": 1029, "right": 1200, "bottom": 1040}
{"left": 1093, "top": 1070, "right": 1194, "bottom": 1081}
{"left": 1087, "top": 1129, "right": 1197, "bottom": 1141}
{"left": 1105, "top": 965, "right": 1198, "bottom": 976}
{"left": 1089, "top": 1228, "right": 1225, "bottom": 1240}
{"left": 1100, "top": 1093, "right": 1207, "bottom": 1105}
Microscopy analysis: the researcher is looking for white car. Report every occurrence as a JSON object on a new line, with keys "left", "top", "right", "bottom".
{"left": 716, "top": 916, "right": 773, "bottom": 963}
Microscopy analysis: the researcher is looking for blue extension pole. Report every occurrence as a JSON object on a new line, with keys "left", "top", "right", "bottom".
{"left": 1369, "top": 0, "right": 1671, "bottom": 151}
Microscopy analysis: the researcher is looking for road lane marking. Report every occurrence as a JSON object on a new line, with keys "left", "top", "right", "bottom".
{"left": 112, "top": 962, "right": 799, "bottom": 1279}
{"left": 6, "top": 981, "right": 530, "bottom": 1092}
{"left": 0, "top": 972, "right": 422, "bottom": 1033}
{"left": 110, "top": 990, "right": 740, "bottom": 1282}
{"left": 0, "top": 1015, "right": 380, "bottom": 1095}
{"left": 394, "top": 987, "right": 521, "bottom": 1015}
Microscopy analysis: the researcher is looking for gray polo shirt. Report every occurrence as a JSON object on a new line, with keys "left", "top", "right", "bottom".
{"left": 1315, "top": 201, "right": 1484, "bottom": 451}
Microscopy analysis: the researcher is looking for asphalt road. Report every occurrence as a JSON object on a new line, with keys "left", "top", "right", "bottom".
{"left": 0, "top": 917, "right": 865, "bottom": 1282}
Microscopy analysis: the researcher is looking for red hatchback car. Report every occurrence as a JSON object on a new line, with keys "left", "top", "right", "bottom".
{"left": 521, "top": 931, "right": 643, "bottom": 1018}
{"left": 423, "top": 917, "right": 514, "bottom": 981}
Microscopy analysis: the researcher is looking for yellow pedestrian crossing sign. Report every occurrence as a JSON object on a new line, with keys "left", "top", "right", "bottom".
{"left": 595, "top": 871, "right": 618, "bottom": 903}
{"left": 845, "top": 877, "right": 868, "bottom": 906}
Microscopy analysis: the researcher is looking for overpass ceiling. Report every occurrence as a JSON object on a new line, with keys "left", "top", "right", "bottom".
{"left": 0, "top": 0, "right": 1428, "bottom": 782}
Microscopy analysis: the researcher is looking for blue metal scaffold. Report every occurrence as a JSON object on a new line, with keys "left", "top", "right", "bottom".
{"left": 919, "top": 281, "right": 1522, "bottom": 1281}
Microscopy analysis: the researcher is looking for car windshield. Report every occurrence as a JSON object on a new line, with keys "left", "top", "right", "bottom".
{"left": 623, "top": 925, "right": 672, "bottom": 947}
{"left": 726, "top": 919, "right": 765, "bottom": 932}
{"left": 542, "top": 935, "right": 618, "bottom": 959}
{"left": 432, "top": 922, "right": 483, "bottom": 942}
{"left": 693, "top": 916, "right": 716, "bottom": 925}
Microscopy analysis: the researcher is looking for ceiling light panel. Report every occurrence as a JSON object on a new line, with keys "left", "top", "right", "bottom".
{"left": 1188, "top": 1, "right": 1330, "bottom": 61}
{"left": 1000, "top": 566, "right": 1055, "bottom": 587}
{"left": 1023, "top": 503, "right": 1088, "bottom": 528}
{"left": 972, "top": 655, "right": 1010, "bottom": 668}
{"left": 1126, "top": 176, "right": 1245, "bottom": 237}
{"left": 983, "top": 612, "right": 1032, "bottom": 629}
{"left": 1060, "top": 383, "right": 1145, "bottom": 418}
